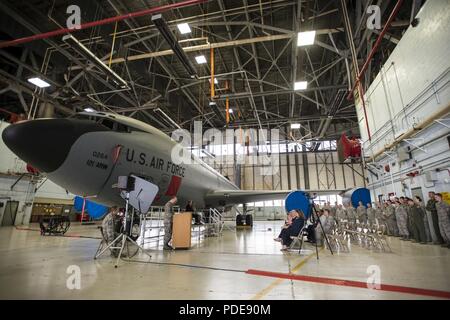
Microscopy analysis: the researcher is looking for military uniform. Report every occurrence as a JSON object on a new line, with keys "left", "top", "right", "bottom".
{"left": 384, "top": 205, "right": 398, "bottom": 236}
{"left": 336, "top": 207, "right": 347, "bottom": 222}
{"left": 419, "top": 204, "right": 432, "bottom": 242}
{"left": 410, "top": 205, "right": 427, "bottom": 243}
{"left": 356, "top": 205, "right": 368, "bottom": 224}
{"left": 330, "top": 206, "right": 337, "bottom": 217}
{"left": 367, "top": 207, "right": 376, "bottom": 225}
{"left": 395, "top": 205, "right": 409, "bottom": 238}
{"left": 164, "top": 201, "right": 175, "bottom": 248}
{"left": 426, "top": 198, "right": 444, "bottom": 244}
{"left": 436, "top": 201, "right": 450, "bottom": 245}
{"left": 346, "top": 206, "right": 357, "bottom": 224}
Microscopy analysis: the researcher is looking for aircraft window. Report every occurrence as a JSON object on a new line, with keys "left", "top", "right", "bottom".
{"left": 99, "top": 119, "right": 115, "bottom": 130}
{"left": 116, "top": 123, "right": 130, "bottom": 133}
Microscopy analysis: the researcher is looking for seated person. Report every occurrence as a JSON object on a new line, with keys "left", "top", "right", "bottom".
{"left": 274, "top": 209, "right": 306, "bottom": 251}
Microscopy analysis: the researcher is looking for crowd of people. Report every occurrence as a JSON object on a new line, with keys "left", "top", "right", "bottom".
{"left": 274, "top": 191, "right": 450, "bottom": 251}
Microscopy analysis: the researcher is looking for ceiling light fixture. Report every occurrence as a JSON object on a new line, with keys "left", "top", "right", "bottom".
{"left": 27, "top": 77, "right": 50, "bottom": 88}
{"left": 177, "top": 23, "right": 191, "bottom": 34}
{"left": 297, "top": 31, "right": 316, "bottom": 46}
{"left": 294, "top": 81, "right": 308, "bottom": 90}
{"left": 195, "top": 55, "right": 207, "bottom": 64}
{"left": 152, "top": 15, "right": 197, "bottom": 78}
{"left": 290, "top": 123, "right": 301, "bottom": 129}
{"left": 62, "top": 34, "right": 129, "bottom": 89}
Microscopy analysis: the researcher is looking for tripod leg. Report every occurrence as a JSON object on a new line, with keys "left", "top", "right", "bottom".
{"left": 125, "top": 236, "right": 152, "bottom": 259}
{"left": 95, "top": 233, "right": 124, "bottom": 259}
{"left": 115, "top": 235, "right": 127, "bottom": 268}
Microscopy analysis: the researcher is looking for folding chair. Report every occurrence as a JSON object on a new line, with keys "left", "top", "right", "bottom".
{"left": 289, "top": 225, "right": 308, "bottom": 253}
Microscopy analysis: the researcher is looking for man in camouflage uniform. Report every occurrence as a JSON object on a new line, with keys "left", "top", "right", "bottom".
{"left": 330, "top": 202, "right": 338, "bottom": 218}
{"left": 366, "top": 202, "right": 376, "bottom": 226}
{"left": 163, "top": 196, "right": 178, "bottom": 250}
{"left": 435, "top": 193, "right": 450, "bottom": 248}
{"left": 395, "top": 200, "right": 409, "bottom": 240}
{"left": 356, "top": 201, "right": 368, "bottom": 224}
{"left": 336, "top": 204, "right": 347, "bottom": 222}
{"left": 408, "top": 198, "right": 427, "bottom": 244}
{"left": 426, "top": 192, "right": 444, "bottom": 244}
{"left": 346, "top": 203, "right": 357, "bottom": 225}
{"left": 384, "top": 200, "right": 399, "bottom": 236}
{"left": 375, "top": 202, "right": 387, "bottom": 234}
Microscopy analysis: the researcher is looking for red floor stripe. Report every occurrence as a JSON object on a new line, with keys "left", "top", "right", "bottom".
{"left": 246, "top": 269, "right": 450, "bottom": 299}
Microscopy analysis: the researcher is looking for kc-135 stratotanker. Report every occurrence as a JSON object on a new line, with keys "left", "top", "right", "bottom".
{"left": 2, "top": 111, "right": 340, "bottom": 209}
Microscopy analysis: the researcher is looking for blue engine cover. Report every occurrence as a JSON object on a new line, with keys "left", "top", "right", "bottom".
{"left": 284, "top": 191, "right": 311, "bottom": 218}
{"left": 73, "top": 196, "right": 108, "bottom": 220}
{"left": 342, "top": 188, "right": 371, "bottom": 208}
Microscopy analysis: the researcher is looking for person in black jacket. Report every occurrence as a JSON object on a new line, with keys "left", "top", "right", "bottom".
{"left": 276, "top": 209, "right": 306, "bottom": 251}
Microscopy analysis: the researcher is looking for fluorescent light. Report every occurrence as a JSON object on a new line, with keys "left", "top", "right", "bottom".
{"left": 209, "top": 101, "right": 216, "bottom": 106}
{"left": 27, "top": 77, "right": 50, "bottom": 88}
{"left": 195, "top": 55, "right": 207, "bottom": 64}
{"left": 228, "top": 109, "right": 233, "bottom": 114}
{"left": 291, "top": 123, "right": 301, "bottom": 129}
{"left": 297, "top": 31, "right": 316, "bottom": 46}
{"left": 209, "top": 78, "right": 219, "bottom": 84}
{"left": 84, "top": 107, "right": 96, "bottom": 112}
{"left": 294, "top": 81, "right": 308, "bottom": 90}
{"left": 177, "top": 23, "right": 191, "bottom": 34}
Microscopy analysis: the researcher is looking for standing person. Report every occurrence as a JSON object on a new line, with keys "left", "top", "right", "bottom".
{"left": 384, "top": 200, "right": 398, "bottom": 236}
{"left": 375, "top": 202, "right": 387, "bottom": 234}
{"left": 408, "top": 198, "right": 427, "bottom": 244}
{"left": 366, "top": 203, "right": 376, "bottom": 225}
{"left": 346, "top": 204, "right": 357, "bottom": 225}
{"left": 336, "top": 204, "right": 347, "bottom": 222}
{"left": 426, "top": 192, "right": 444, "bottom": 244}
{"left": 402, "top": 197, "right": 414, "bottom": 239}
{"left": 395, "top": 200, "right": 409, "bottom": 240}
{"left": 414, "top": 196, "right": 432, "bottom": 243}
{"left": 435, "top": 193, "right": 450, "bottom": 248}
{"left": 315, "top": 209, "right": 333, "bottom": 246}
{"left": 163, "top": 196, "right": 178, "bottom": 250}
{"left": 356, "top": 201, "right": 367, "bottom": 224}
{"left": 330, "top": 202, "right": 338, "bottom": 217}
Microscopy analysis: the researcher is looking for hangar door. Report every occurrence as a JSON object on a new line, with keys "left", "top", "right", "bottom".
{"left": 1, "top": 201, "right": 19, "bottom": 226}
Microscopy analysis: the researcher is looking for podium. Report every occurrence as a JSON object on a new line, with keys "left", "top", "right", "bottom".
{"left": 172, "top": 212, "right": 192, "bottom": 249}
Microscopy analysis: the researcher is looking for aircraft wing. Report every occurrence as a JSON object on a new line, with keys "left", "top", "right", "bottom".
{"left": 204, "top": 189, "right": 344, "bottom": 206}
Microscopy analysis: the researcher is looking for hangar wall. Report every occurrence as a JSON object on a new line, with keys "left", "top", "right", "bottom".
{"left": 356, "top": 0, "right": 450, "bottom": 201}
{"left": 207, "top": 141, "right": 365, "bottom": 192}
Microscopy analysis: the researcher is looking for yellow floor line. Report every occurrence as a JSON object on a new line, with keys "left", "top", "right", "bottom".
{"left": 251, "top": 249, "right": 322, "bottom": 300}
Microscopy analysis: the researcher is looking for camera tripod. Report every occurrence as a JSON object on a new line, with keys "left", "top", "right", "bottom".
{"left": 309, "top": 199, "right": 334, "bottom": 259}
{"left": 94, "top": 191, "right": 151, "bottom": 268}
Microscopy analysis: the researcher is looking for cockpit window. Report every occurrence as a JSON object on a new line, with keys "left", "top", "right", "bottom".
{"left": 99, "top": 118, "right": 115, "bottom": 130}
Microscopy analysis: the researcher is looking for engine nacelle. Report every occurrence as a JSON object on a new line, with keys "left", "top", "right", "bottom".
{"left": 342, "top": 187, "right": 371, "bottom": 208}
{"left": 284, "top": 190, "right": 312, "bottom": 218}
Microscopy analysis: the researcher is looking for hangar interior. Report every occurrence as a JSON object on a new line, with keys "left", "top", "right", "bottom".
{"left": 0, "top": 0, "right": 449, "bottom": 300}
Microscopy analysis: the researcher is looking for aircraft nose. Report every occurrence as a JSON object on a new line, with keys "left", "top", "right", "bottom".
{"left": 2, "top": 118, "right": 109, "bottom": 173}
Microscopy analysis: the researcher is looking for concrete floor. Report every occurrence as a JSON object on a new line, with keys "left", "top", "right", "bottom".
{"left": 0, "top": 221, "right": 449, "bottom": 300}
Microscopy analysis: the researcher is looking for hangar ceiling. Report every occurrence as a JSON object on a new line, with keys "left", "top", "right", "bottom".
{"left": 0, "top": 0, "right": 424, "bottom": 141}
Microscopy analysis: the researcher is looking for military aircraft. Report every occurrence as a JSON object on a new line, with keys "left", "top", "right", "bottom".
{"left": 2, "top": 111, "right": 339, "bottom": 209}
